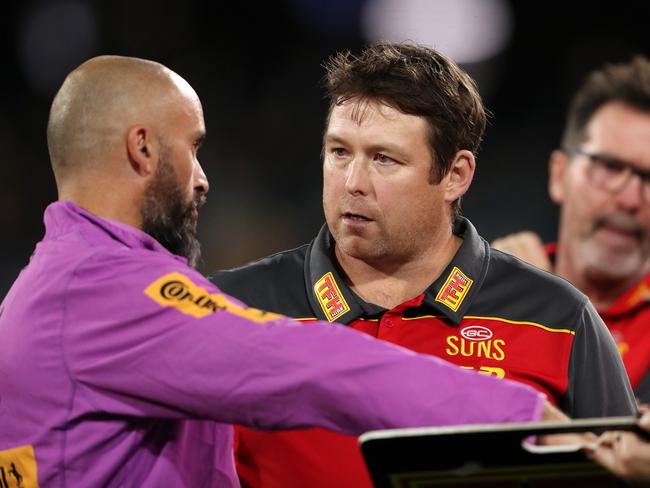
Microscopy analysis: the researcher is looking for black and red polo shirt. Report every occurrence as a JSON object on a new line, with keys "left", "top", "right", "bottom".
{"left": 211, "top": 217, "right": 636, "bottom": 488}
{"left": 545, "top": 243, "right": 650, "bottom": 403}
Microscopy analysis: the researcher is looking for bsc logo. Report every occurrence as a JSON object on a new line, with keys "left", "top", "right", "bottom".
{"left": 460, "top": 325, "right": 493, "bottom": 341}
{"left": 446, "top": 326, "right": 506, "bottom": 361}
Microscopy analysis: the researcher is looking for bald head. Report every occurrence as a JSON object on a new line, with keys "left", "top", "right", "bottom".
{"left": 47, "top": 55, "right": 195, "bottom": 183}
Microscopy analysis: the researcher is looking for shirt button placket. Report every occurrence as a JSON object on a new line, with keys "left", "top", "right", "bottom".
{"left": 381, "top": 315, "right": 394, "bottom": 328}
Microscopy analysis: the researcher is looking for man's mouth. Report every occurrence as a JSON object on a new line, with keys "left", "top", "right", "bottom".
{"left": 594, "top": 218, "right": 644, "bottom": 244}
{"left": 599, "top": 225, "right": 641, "bottom": 239}
{"left": 191, "top": 195, "right": 207, "bottom": 220}
{"left": 343, "top": 212, "right": 372, "bottom": 222}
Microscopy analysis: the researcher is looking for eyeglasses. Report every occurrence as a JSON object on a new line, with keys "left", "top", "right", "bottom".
{"left": 567, "top": 148, "right": 650, "bottom": 202}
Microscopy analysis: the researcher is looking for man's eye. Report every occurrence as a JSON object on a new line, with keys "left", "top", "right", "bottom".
{"left": 594, "top": 156, "right": 625, "bottom": 173}
{"left": 376, "top": 153, "right": 395, "bottom": 164}
{"left": 332, "top": 148, "right": 348, "bottom": 157}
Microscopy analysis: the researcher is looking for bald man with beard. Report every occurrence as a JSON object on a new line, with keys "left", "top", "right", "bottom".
{"left": 0, "top": 56, "right": 557, "bottom": 487}
{"left": 47, "top": 55, "right": 207, "bottom": 266}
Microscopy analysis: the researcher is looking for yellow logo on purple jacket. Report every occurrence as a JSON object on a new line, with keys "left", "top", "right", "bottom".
{"left": 435, "top": 267, "right": 473, "bottom": 312}
{"left": 314, "top": 272, "right": 350, "bottom": 322}
{"left": 0, "top": 444, "right": 39, "bottom": 487}
{"left": 145, "top": 272, "right": 280, "bottom": 323}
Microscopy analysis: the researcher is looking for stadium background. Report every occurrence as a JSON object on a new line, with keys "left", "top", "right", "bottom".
{"left": 1, "top": 0, "right": 649, "bottom": 295}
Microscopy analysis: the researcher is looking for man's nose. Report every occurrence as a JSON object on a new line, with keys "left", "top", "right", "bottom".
{"left": 194, "top": 161, "right": 209, "bottom": 195}
{"left": 615, "top": 172, "right": 644, "bottom": 211}
{"left": 344, "top": 159, "right": 370, "bottom": 196}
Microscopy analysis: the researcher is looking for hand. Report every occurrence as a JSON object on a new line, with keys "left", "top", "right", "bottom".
{"left": 541, "top": 401, "right": 569, "bottom": 422}
{"left": 587, "top": 412, "right": 650, "bottom": 486}
{"left": 492, "top": 232, "right": 552, "bottom": 272}
{"left": 537, "top": 402, "right": 598, "bottom": 447}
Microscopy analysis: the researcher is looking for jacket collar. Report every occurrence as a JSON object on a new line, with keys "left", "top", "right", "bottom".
{"left": 44, "top": 201, "right": 186, "bottom": 263}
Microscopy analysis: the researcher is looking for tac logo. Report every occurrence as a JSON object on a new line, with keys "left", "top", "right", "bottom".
{"left": 460, "top": 325, "right": 493, "bottom": 341}
{"left": 145, "top": 272, "right": 280, "bottom": 323}
{"left": 435, "top": 267, "right": 473, "bottom": 312}
{"left": 0, "top": 444, "right": 39, "bottom": 488}
{"left": 314, "top": 272, "right": 350, "bottom": 322}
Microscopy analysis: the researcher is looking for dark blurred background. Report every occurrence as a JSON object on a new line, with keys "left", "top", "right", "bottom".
{"left": 1, "top": 0, "right": 649, "bottom": 295}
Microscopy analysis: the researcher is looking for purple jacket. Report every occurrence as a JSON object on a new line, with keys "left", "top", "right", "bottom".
{"left": 0, "top": 202, "right": 544, "bottom": 487}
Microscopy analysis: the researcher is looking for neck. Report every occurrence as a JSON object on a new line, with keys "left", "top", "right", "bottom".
{"left": 58, "top": 178, "right": 143, "bottom": 230}
{"left": 554, "top": 242, "right": 642, "bottom": 310}
{"left": 336, "top": 233, "right": 462, "bottom": 310}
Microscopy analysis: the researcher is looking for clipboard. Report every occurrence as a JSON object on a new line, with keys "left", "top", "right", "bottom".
{"left": 359, "top": 416, "right": 644, "bottom": 488}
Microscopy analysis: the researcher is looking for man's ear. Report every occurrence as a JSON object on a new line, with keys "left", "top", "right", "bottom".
{"left": 444, "top": 150, "right": 475, "bottom": 203}
{"left": 126, "top": 125, "right": 158, "bottom": 177}
{"left": 548, "top": 149, "right": 569, "bottom": 204}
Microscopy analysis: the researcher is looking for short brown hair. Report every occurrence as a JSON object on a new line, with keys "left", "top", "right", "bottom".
{"left": 323, "top": 43, "right": 486, "bottom": 217}
{"left": 562, "top": 56, "right": 650, "bottom": 150}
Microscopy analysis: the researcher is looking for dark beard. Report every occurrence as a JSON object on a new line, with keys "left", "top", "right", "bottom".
{"left": 141, "top": 155, "right": 203, "bottom": 268}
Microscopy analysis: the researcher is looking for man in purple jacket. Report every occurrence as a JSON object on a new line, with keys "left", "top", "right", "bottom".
{"left": 0, "top": 55, "right": 551, "bottom": 487}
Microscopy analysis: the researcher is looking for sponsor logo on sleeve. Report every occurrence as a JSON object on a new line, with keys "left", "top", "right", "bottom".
{"left": 0, "top": 445, "right": 39, "bottom": 487}
{"left": 314, "top": 272, "right": 350, "bottom": 322}
{"left": 435, "top": 267, "right": 473, "bottom": 312}
{"left": 144, "top": 272, "right": 280, "bottom": 323}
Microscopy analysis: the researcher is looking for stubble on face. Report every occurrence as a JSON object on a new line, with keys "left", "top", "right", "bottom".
{"left": 573, "top": 210, "right": 650, "bottom": 285}
{"left": 556, "top": 104, "right": 650, "bottom": 291}
{"left": 327, "top": 192, "right": 438, "bottom": 267}
{"left": 322, "top": 100, "right": 447, "bottom": 269}
{"left": 141, "top": 149, "right": 205, "bottom": 268}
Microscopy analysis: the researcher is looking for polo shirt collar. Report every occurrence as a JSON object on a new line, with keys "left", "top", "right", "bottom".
{"left": 304, "top": 217, "right": 489, "bottom": 325}
{"left": 421, "top": 217, "right": 489, "bottom": 323}
{"left": 304, "top": 225, "right": 368, "bottom": 324}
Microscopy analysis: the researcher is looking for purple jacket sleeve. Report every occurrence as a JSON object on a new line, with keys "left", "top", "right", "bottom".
{"left": 62, "top": 250, "right": 545, "bottom": 435}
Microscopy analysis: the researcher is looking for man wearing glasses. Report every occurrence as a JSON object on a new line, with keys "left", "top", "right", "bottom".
{"left": 494, "top": 56, "right": 650, "bottom": 404}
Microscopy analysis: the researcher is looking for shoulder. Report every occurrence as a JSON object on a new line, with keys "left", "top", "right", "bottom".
{"left": 476, "top": 247, "right": 589, "bottom": 330}
{"left": 211, "top": 244, "right": 308, "bottom": 289}
{"left": 490, "top": 248, "right": 586, "bottom": 299}
{"left": 60, "top": 247, "right": 230, "bottom": 348}
{"left": 210, "top": 244, "right": 310, "bottom": 310}
{"left": 71, "top": 246, "right": 212, "bottom": 297}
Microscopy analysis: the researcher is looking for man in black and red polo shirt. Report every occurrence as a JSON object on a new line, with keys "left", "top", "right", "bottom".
{"left": 493, "top": 57, "right": 650, "bottom": 404}
{"left": 211, "top": 43, "right": 636, "bottom": 488}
